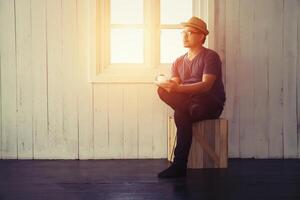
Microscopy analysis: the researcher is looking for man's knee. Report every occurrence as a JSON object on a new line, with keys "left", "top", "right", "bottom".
{"left": 157, "top": 87, "right": 166, "bottom": 98}
{"left": 157, "top": 87, "right": 170, "bottom": 103}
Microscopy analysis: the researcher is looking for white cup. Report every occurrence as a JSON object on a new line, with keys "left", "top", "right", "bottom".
{"left": 156, "top": 74, "right": 168, "bottom": 83}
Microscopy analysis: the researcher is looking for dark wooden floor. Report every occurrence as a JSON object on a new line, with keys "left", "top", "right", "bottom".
{"left": 0, "top": 159, "right": 300, "bottom": 200}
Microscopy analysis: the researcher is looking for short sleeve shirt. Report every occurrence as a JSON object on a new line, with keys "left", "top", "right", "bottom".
{"left": 171, "top": 47, "right": 226, "bottom": 105}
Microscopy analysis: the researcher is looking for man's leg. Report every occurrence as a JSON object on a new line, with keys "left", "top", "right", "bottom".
{"left": 157, "top": 88, "right": 192, "bottom": 178}
{"left": 157, "top": 87, "right": 190, "bottom": 113}
{"left": 172, "top": 110, "right": 193, "bottom": 168}
{"left": 157, "top": 108, "right": 192, "bottom": 178}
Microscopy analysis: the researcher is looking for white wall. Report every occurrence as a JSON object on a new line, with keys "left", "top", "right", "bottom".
{"left": 0, "top": 0, "right": 299, "bottom": 159}
{"left": 218, "top": 0, "right": 300, "bottom": 158}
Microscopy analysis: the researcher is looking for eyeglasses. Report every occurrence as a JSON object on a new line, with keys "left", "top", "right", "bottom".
{"left": 181, "top": 30, "right": 202, "bottom": 37}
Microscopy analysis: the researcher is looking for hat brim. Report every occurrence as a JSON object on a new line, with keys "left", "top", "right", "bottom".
{"left": 181, "top": 22, "right": 209, "bottom": 36}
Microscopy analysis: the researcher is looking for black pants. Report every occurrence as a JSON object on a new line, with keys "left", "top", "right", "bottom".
{"left": 157, "top": 87, "right": 224, "bottom": 168}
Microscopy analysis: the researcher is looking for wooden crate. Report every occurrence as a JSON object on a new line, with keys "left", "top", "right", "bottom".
{"left": 167, "top": 117, "right": 228, "bottom": 168}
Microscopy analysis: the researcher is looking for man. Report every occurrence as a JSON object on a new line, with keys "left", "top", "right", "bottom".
{"left": 157, "top": 16, "right": 226, "bottom": 178}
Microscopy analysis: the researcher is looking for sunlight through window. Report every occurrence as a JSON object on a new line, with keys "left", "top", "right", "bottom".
{"left": 110, "top": 29, "right": 144, "bottom": 63}
{"left": 110, "top": 0, "right": 143, "bottom": 24}
{"left": 160, "top": 0, "right": 192, "bottom": 24}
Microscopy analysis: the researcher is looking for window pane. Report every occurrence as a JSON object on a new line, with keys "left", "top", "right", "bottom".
{"left": 111, "top": 0, "right": 143, "bottom": 24}
{"left": 111, "top": 29, "right": 144, "bottom": 63}
{"left": 160, "top": 29, "right": 186, "bottom": 63}
{"left": 160, "top": 0, "right": 192, "bottom": 24}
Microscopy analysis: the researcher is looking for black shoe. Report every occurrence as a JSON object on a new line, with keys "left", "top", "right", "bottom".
{"left": 158, "top": 164, "right": 187, "bottom": 178}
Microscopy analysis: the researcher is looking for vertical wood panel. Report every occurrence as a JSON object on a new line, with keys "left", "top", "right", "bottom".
{"left": 61, "top": 0, "right": 78, "bottom": 158}
{"left": 239, "top": 0, "right": 255, "bottom": 158}
{"left": 108, "top": 84, "right": 124, "bottom": 158}
{"left": 123, "top": 84, "right": 138, "bottom": 158}
{"left": 15, "top": 0, "right": 33, "bottom": 159}
{"left": 0, "top": 0, "right": 17, "bottom": 159}
{"left": 31, "top": 0, "right": 49, "bottom": 159}
{"left": 267, "top": 0, "right": 284, "bottom": 158}
{"left": 188, "top": 122, "right": 203, "bottom": 167}
{"left": 298, "top": 0, "right": 300, "bottom": 159}
{"left": 167, "top": 116, "right": 176, "bottom": 162}
{"left": 253, "top": 0, "right": 269, "bottom": 158}
{"left": 77, "top": 0, "right": 94, "bottom": 159}
{"left": 204, "top": 120, "right": 214, "bottom": 167}
{"left": 283, "top": 0, "right": 298, "bottom": 158}
{"left": 138, "top": 84, "right": 153, "bottom": 158}
{"left": 152, "top": 86, "right": 167, "bottom": 158}
{"left": 94, "top": 84, "right": 109, "bottom": 159}
{"left": 219, "top": 119, "right": 228, "bottom": 167}
{"left": 214, "top": 119, "right": 220, "bottom": 167}
{"left": 0, "top": 54, "right": 1, "bottom": 159}
{"left": 199, "top": 123, "right": 204, "bottom": 167}
{"left": 214, "top": 0, "right": 226, "bottom": 91}
{"left": 225, "top": 0, "right": 240, "bottom": 157}
{"left": 47, "top": 0, "right": 64, "bottom": 158}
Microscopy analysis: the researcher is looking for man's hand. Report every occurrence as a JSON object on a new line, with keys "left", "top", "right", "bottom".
{"left": 158, "top": 80, "right": 179, "bottom": 93}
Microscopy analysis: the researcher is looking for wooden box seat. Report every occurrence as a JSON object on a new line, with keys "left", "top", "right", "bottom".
{"left": 167, "top": 117, "right": 228, "bottom": 168}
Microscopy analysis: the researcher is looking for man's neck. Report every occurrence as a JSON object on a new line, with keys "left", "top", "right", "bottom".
{"left": 187, "top": 45, "right": 204, "bottom": 60}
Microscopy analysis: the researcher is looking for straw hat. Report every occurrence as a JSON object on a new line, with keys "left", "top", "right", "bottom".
{"left": 181, "top": 16, "right": 209, "bottom": 36}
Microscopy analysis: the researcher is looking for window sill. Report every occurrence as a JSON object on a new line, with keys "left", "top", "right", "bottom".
{"left": 88, "top": 65, "right": 171, "bottom": 83}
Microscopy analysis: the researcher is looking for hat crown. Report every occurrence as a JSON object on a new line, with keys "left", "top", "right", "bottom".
{"left": 188, "top": 17, "right": 207, "bottom": 29}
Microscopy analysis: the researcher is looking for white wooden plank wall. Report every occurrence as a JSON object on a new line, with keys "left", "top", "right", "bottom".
{"left": 15, "top": 0, "right": 33, "bottom": 159}
{"left": 222, "top": 0, "right": 299, "bottom": 158}
{"left": 137, "top": 84, "right": 154, "bottom": 158}
{"left": 94, "top": 84, "right": 109, "bottom": 159}
{"left": 224, "top": 0, "right": 240, "bottom": 157}
{"left": 123, "top": 85, "right": 138, "bottom": 158}
{"left": 0, "top": 0, "right": 300, "bottom": 159}
{"left": 0, "top": 0, "right": 18, "bottom": 159}
{"left": 283, "top": 0, "right": 298, "bottom": 158}
{"left": 238, "top": 0, "right": 255, "bottom": 158}
{"left": 93, "top": 84, "right": 167, "bottom": 159}
{"left": 31, "top": 0, "right": 48, "bottom": 159}
{"left": 266, "top": 0, "right": 284, "bottom": 158}
{"left": 253, "top": 0, "right": 269, "bottom": 158}
{"left": 77, "top": 0, "right": 94, "bottom": 159}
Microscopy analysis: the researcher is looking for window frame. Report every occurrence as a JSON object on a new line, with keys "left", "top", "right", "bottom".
{"left": 88, "top": 0, "right": 214, "bottom": 83}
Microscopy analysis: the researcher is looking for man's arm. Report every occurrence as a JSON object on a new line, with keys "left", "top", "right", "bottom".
{"left": 174, "top": 74, "right": 216, "bottom": 94}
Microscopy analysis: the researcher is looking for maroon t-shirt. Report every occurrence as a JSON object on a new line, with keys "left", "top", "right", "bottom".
{"left": 171, "top": 47, "right": 226, "bottom": 105}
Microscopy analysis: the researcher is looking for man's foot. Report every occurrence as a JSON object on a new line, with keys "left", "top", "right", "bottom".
{"left": 157, "top": 164, "right": 187, "bottom": 178}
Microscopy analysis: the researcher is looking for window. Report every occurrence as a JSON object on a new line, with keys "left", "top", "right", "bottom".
{"left": 89, "top": 0, "right": 213, "bottom": 82}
